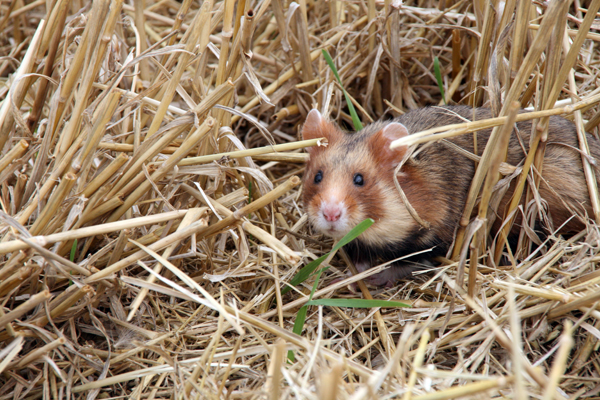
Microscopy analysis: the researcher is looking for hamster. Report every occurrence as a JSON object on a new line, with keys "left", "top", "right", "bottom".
{"left": 301, "top": 105, "right": 600, "bottom": 286}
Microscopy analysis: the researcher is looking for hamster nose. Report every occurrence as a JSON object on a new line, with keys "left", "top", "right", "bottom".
{"left": 322, "top": 205, "right": 342, "bottom": 222}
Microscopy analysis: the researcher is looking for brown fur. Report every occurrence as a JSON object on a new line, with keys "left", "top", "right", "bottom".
{"left": 302, "top": 106, "right": 599, "bottom": 282}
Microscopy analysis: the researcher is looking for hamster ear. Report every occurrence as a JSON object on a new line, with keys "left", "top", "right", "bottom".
{"left": 370, "top": 122, "right": 410, "bottom": 167}
{"left": 302, "top": 109, "right": 324, "bottom": 141}
{"left": 381, "top": 122, "right": 409, "bottom": 143}
{"left": 301, "top": 109, "right": 342, "bottom": 154}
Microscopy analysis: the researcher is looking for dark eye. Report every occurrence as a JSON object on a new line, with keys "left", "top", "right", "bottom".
{"left": 314, "top": 170, "right": 323, "bottom": 184}
{"left": 353, "top": 173, "right": 364, "bottom": 186}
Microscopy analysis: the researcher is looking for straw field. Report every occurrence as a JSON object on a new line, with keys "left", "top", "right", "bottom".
{"left": 1, "top": 0, "right": 600, "bottom": 398}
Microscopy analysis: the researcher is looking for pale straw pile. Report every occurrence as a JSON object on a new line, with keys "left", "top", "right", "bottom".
{"left": 0, "top": 0, "right": 599, "bottom": 398}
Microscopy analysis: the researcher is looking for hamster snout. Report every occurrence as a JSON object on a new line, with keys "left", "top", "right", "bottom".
{"left": 321, "top": 201, "right": 343, "bottom": 222}
{"left": 312, "top": 195, "right": 352, "bottom": 239}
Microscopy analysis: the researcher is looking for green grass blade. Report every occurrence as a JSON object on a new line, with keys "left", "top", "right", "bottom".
{"left": 70, "top": 239, "right": 77, "bottom": 262}
{"left": 434, "top": 56, "right": 446, "bottom": 105}
{"left": 288, "top": 254, "right": 328, "bottom": 361}
{"left": 288, "top": 304, "right": 308, "bottom": 361}
{"left": 281, "top": 218, "right": 374, "bottom": 295}
{"left": 322, "top": 49, "right": 363, "bottom": 131}
{"left": 285, "top": 218, "right": 379, "bottom": 362}
{"left": 321, "top": 49, "right": 342, "bottom": 83}
{"left": 306, "top": 298, "right": 411, "bottom": 308}
{"left": 292, "top": 305, "right": 308, "bottom": 336}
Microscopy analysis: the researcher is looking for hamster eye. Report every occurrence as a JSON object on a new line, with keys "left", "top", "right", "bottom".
{"left": 314, "top": 170, "right": 323, "bottom": 184}
{"left": 353, "top": 173, "right": 364, "bottom": 186}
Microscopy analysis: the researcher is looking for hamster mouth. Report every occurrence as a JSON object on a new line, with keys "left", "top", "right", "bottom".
{"left": 323, "top": 226, "right": 348, "bottom": 239}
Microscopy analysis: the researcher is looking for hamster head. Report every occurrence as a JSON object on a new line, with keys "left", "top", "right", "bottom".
{"left": 301, "top": 109, "right": 418, "bottom": 248}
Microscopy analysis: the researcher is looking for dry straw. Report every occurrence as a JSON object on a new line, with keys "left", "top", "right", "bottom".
{"left": 1, "top": 0, "right": 600, "bottom": 398}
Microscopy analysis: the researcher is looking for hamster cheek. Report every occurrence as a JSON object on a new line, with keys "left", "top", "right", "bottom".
{"left": 306, "top": 197, "right": 325, "bottom": 230}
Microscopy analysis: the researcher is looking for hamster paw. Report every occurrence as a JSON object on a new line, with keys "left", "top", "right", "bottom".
{"left": 356, "top": 262, "right": 414, "bottom": 288}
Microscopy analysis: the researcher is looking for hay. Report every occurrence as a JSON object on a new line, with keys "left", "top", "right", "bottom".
{"left": 1, "top": 0, "right": 600, "bottom": 398}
